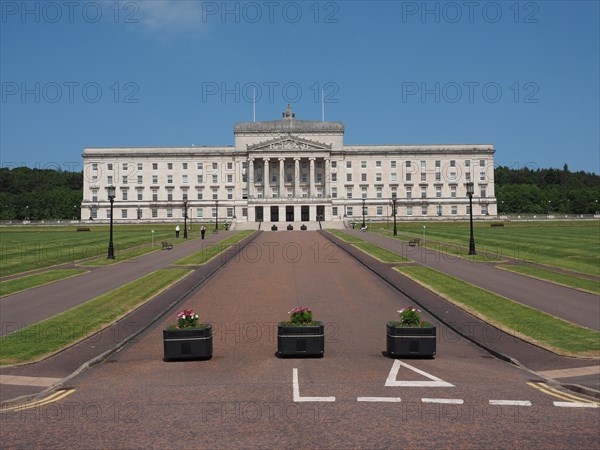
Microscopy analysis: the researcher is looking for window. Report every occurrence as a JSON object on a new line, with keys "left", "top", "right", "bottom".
{"left": 347, "top": 207, "right": 353, "bottom": 216}
{"left": 331, "top": 187, "right": 337, "bottom": 198}
{"left": 435, "top": 186, "right": 442, "bottom": 198}
{"left": 406, "top": 173, "right": 411, "bottom": 182}
{"left": 212, "top": 208, "right": 217, "bottom": 219}
{"left": 346, "top": 161, "right": 352, "bottom": 168}
{"left": 376, "top": 186, "right": 382, "bottom": 199}
{"left": 91, "top": 208, "right": 97, "bottom": 219}
{"left": 152, "top": 208, "right": 158, "bottom": 219}
{"left": 152, "top": 175, "right": 158, "bottom": 184}
{"left": 361, "top": 161, "right": 367, "bottom": 169}
{"left": 406, "top": 161, "right": 411, "bottom": 168}
{"left": 376, "top": 173, "right": 382, "bottom": 182}
{"left": 421, "top": 205, "right": 428, "bottom": 216}
{"left": 197, "top": 163, "right": 203, "bottom": 170}
{"left": 331, "top": 161, "right": 337, "bottom": 168}
{"left": 122, "top": 191, "right": 128, "bottom": 201}
{"left": 92, "top": 190, "right": 98, "bottom": 202}
{"left": 466, "top": 172, "right": 471, "bottom": 181}
{"left": 480, "top": 159, "right": 486, "bottom": 167}
{"left": 331, "top": 173, "right": 337, "bottom": 182}
{"left": 407, "top": 206, "right": 413, "bottom": 216}
{"left": 242, "top": 208, "right": 248, "bottom": 217}
{"left": 122, "top": 163, "right": 128, "bottom": 171}
{"left": 480, "top": 171, "right": 486, "bottom": 181}
{"left": 287, "top": 187, "right": 293, "bottom": 198}
{"left": 391, "top": 173, "right": 397, "bottom": 182}
{"left": 451, "top": 186, "right": 457, "bottom": 198}
{"left": 121, "top": 209, "right": 128, "bottom": 219}
{"left": 212, "top": 174, "right": 218, "bottom": 183}
{"left": 361, "top": 173, "right": 367, "bottom": 182}
{"left": 435, "top": 172, "right": 441, "bottom": 182}
{"left": 152, "top": 163, "right": 158, "bottom": 170}
{"left": 391, "top": 161, "right": 396, "bottom": 169}
{"left": 450, "top": 160, "right": 456, "bottom": 167}
{"left": 197, "top": 175, "right": 203, "bottom": 183}
{"left": 107, "top": 176, "right": 113, "bottom": 185}
{"left": 212, "top": 162, "right": 218, "bottom": 170}
{"left": 167, "top": 163, "right": 173, "bottom": 170}
{"left": 346, "top": 174, "right": 352, "bottom": 182}
{"left": 346, "top": 187, "right": 353, "bottom": 199}
{"left": 420, "top": 173, "right": 426, "bottom": 182}
{"left": 482, "top": 204, "right": 488, "bottom": 215}
{"left": 180, "top": 174, "right": 188, "bottom": 184}
{"left": 107, "top": 163, "right": 113, "bottom": 171}
{"left": 196, "top": 208, "right": 204, "bottom": 218}
{"left": 332, "top": 206, "right": 338, "bottom": 216}
{"left": 227, "top": 208, "right": 233, "bottom": 218}
{"left": 227, "top": 162, "right": 233, "bottom": 170}
{"left": 197, "top": 189, "right": 203, "bottom": 200}
{"left": 480, "top": 186, "right": 487, "bottom": 198}
{"left": 376, "top": 161, "right": 382, "bottom": 168}
{"left": 450, "top": 171, "right": 457, "bottom": 182}
{"left": 137, "top": 191, "right": 143, "bottom": 201}
{"left": 227, "top": 188, "right": 233, "bottom": 200}
{"left": 451, "top": 205, "right": 457, "bottom": 215}
{"left": 465, "top": 160, "right": 470, "bottom": 168}
{"left": 212, "top": 189, "right": 218, "bottom": 200}
{"left": 167, "top": 190, "right": 173, "bottom": 201}
{"left": 182, "top": 191, "right": 188, "bottom": 201}
{"left": 406, "top": 186, "right": 412, "bottom": 199}
{"left": 121, "top": 176, "right": 128, "bottom": 184}
{"left": 227, "top": 174, "right": 233, "bottom": 183}
{"left": 243, "top": 188, "right": 249, "bottom": 199}
{"left": 256, "top": 188, "right": 263, "bottom": 198}
{"left": 437, "top": 204, "right": 443, "bottom": 216}
{"left": 137, "top": 163, "right": 143, "bottom": 171}
{"left": 302, "top": 187, "right": 308, "bottom": 198}
{"left": 152, "top": 191, "right": 158, "bottom": 202}
{"left": 167, "top": 175, "right": 173, "bottom": 184}
{"left": 137, "top": 176, "right": 143, "bottom": 184}
{"left": 316, "top": 187, "right": 323, "bottom": 198}
{"left": 361, "top": 188, "right": 367, "bottom": 199}
{"left": 182, "top": 163, "right": 188, "bottom": 170}
{"left": 377, "top": 206, "right": 383, "bottom": 215}
{"left": 167, "top": 208, "right": 173, "bottom": 219}
{"left": 92, "top": 163, "right": 98, "bottom": 171}
{"left": 435, "top": 160, "right": 440, "bottom": 168}
{"left": 106, "top": 209, "right": 111, "bottom": 219}
{"left": 421, "top": 187, "right": 427, "bottom": 199}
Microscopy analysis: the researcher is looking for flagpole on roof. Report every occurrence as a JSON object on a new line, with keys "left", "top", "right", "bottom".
{"left": 321, "top": 88, "right": 325, "bottom": 122}
{"left": 253, "top": 87, "right": 256, "bottom": 122}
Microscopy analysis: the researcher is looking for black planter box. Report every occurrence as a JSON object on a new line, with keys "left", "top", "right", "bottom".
{"left": 163, "top": 325, "right": 212, "bottom": 361}
{"left": 287, "top": 224, "right": 293, "bottom": 230}
{"left": 277, "top": 322, "right": 324, "bottom": 357}
{"left": 300, "top": 225, "right": 307, "bottom": 231}
{"left": 386, "top": 324, "right": 436, "bottom": 358}
{"left": 271, "top": 225, "right": 278, "bottom": 231}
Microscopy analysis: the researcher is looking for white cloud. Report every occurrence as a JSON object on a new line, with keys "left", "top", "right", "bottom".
{"left": 136, "top": 0, "right": 206, "bottom": 34}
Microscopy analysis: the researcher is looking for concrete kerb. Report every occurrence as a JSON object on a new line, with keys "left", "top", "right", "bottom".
{"left": 319, "top": 230, "right": 600, "bottom": 400}
{"left": 0, "top": 231, "right": 262, "bottom": 408}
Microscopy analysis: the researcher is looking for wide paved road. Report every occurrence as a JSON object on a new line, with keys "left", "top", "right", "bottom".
{"left": 1, "top": 232, "right": 598, "bottom": 448}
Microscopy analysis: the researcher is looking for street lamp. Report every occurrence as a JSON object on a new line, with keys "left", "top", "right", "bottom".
{"left": 214, "top": 199, "right": 219, "bottom": 233}
{"left": 362, "top": 198, "right": 366, "bottom": 229}
{"left": 391, "top": 192, "right": 398, "bottom": 236}
{"left": 107, "top": 186, "right": 116, "bottom": 259}
{"left": 183, "top": 201, "right": 188, "bottom": 239}
{"left": 466, "top": 182, "right": 476, "bottom": 255}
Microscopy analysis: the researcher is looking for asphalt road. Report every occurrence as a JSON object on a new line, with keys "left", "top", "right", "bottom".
{"left": 2, "top": 232, "right": 598, "bottom": 448}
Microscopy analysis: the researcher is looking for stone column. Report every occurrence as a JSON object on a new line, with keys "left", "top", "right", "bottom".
{"left": 263, "top": 158, "right": 270, "bottom": 197}
{"left": 324, "top": 157, "right": 331, "bottom": 198}
{"left": 248, "top": 158, "right": 255, "bottom": 198}
{"left": 279, "top": 157, "right": 285, "bottom": 198}
{"left": 309, "top": 157, "right": 316, "bottom": 198}
{"left": 294, "top": 157, "right": 300, "bottom": 197}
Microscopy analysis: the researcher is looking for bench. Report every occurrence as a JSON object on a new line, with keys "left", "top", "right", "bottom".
{"left": 161, "top": 241, "right": 173, "bottom": 250}
{"left": 490, "top": 223, "right": 504, "bottom": 228}
{"left": 408, "top": 238, "right": 421, "bottom": 247}
{"left": 76, "top": 227, "right": 91, "bottom": 232}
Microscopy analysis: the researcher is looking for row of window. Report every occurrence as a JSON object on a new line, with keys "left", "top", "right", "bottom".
{"left": 97, "top": 207, "right": 240, "bottom": 220}
{"left": 342, "top": 204, "right": 489, "bottom": 216}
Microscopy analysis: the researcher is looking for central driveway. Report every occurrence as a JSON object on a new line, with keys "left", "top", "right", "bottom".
{"left": 2, "top": 232, "right": 598, "bottom": 448}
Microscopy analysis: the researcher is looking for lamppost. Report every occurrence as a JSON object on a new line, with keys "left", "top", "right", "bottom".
{"left": 362, "top": 198, "right": 366, "bottom": 229}
{"left": 214, "top": 199, "right": 219, "bottom": 233}
{"left": 107, "top": 186, "right": 116, "bottom": 259}
{"left": 391, "top": 192, "right": 398, "bottom": 236}
{"left": 183, "top": 201, "right": 188, "bottom": 239}
{"left": 466, "top": 182, "right": 476, "bottom": 255}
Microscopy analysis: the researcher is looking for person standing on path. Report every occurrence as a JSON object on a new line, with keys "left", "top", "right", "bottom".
{"left": 201, "top": 225, "right": 206, "bottom": 239}
{"left": 175, "top": 225, "right": 180, "bottom": 238}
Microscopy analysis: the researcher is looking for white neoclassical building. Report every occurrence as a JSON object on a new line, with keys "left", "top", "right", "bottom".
{"left": 81, "top": 105, "right": 497, "bottom": 226}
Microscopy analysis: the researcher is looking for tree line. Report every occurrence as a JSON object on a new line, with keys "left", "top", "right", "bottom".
{"left": 0, "top": 165, "right": 598, "bottom": 220}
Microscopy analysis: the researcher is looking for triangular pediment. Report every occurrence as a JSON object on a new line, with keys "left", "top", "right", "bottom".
{"left": 247, "top": 134, "right": 332, "bottom": 151}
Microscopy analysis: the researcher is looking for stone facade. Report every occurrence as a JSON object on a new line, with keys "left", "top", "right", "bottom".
{"left": 81, "top": 105, "right": 496, "bottom": 223}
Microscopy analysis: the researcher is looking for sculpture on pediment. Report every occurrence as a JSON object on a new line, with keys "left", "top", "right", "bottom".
{"left": 268, "top": 140, "right": 309, "bottom": 150}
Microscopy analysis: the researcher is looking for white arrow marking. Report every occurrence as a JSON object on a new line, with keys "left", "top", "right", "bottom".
{"left": 385, "top": 360, "right": 454, "bottom": 387}
{"left": 292, "top": 368, "right": 335, "bottom": 403}
{"left": 489, "top": 400, "right": 532, "bottom": 406}
{"left": 422, "top": 398, "right": 463, "bottom": 404}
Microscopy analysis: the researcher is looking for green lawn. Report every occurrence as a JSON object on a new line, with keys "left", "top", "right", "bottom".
{"left": 0, "top": 269, "right": 88, "bottom": 298}
{"left": 372, "top": 221, "right": 600, "bottom": 276}
{"left": 0, "top": 268, "right": 192, "bottom": 365}
{"left": 0, "top": 223, "right": 213, "bottom": 277}
{"left": 396, "top": 265, "right": 600, "bottom": 356}
{"left": 174, "top": 231, "right": 254, "bottom": 265}
{"left": 498, "top": 264, "right": 600, "bottom": 295}
{"left": 352, "top": 243, "right": 409, "bottom": 263}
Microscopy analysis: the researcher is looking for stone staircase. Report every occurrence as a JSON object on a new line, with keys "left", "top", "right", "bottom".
{"left": 232, "top": 221, "right": 345, "bottom": 231}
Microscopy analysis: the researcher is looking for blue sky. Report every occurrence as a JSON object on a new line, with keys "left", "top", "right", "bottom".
{"left": 1, "top": 0, "right": 599, "bottom": 173}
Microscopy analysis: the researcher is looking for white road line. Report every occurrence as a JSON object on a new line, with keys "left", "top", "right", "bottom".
{"left": 385, "top": 360, "right": 454, "bottom": 387}
{"left": 421, "top": 398, "right": 464, "bottom": 404}
{"left": 292, "top": 368, "right": 335, "bottom": 403}
{"left": 553, "top": 401, "right": 598, "bottom": 408}
{"left": 357, "top": 397, "right": 402, "bottom": 402}
{"left": 489, "top": 400, "right": 532, "bottom": 406}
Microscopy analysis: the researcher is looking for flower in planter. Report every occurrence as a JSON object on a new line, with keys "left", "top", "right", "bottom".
{"left": 169, "top": 308, "right": 207, "bottom": 330}
{"left": 282, "top": 306, "right": 318, "bottom": 326}
{"left": 390, "top": 306, "right": 432, "bottom": 328}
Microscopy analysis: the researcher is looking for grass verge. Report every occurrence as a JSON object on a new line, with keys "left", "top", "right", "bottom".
{"left": 325, "top": 229, "right": 364, "bottom": 243}
{"left": 80, "top": 244, "right": 160, "bottom": 266}
{"left": 174, "top": 231, "right": 254, "bottom": 265}
{"left": 353, "top": 243, "right": 409, "bottom": 263}
{"left": 0, "top": 269, "right": 88, "bottom": 298}
{"left": 395, "top": 265, "right": 600, "bottom": 357}
{"left": 0, "top": 268, "right": 192, "bottom": 365}
{"left": 498, "top": 265, "right": 600, "bottom": 295}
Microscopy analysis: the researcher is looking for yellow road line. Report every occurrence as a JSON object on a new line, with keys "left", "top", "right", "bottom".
{"left": 0, "top": 389, "right": 75, "bottom": 413}
{"left": 527, "top": 382, "right": 598, "bottom": 405}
